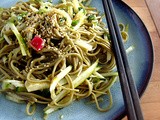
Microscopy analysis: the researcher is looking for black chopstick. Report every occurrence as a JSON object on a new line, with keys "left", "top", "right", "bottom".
{"left": 102, "top": 0, "right": 144, "bottom": 120}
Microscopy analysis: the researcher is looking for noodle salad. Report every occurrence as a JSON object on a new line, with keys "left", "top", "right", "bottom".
{"left": 0, "top": 0, "right": 129, "bottom": 119}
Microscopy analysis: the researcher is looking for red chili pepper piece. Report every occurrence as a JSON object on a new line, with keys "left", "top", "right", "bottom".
{"left": 30, "top": 36, "right": 45, "bottom": 51}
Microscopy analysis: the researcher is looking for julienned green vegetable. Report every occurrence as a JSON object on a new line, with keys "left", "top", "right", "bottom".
{"left": 50, "top": 65, "right": 72, "bottom": 99}
{"left": 7, "top": 22, "right": 29, "bottom": 56}
{"left": 73, "top": 60, "right": 99, "bottom": 88}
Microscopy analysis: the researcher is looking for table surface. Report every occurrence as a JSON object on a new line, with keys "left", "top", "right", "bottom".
{"left": 122, "top": 0, "right": 160, "bottom": 120}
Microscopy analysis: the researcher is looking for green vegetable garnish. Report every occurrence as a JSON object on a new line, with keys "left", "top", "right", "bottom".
{"left": 78, "top": 7, "right": 83, "bottom": 11}
{"left": 17, "top": 12, "right": 28, "bottom": 21}
{"left": 87, "top": 14, "right": 96, "bottom": 21}
{"left": 71, "top": 20, "right": 79, "bottom": 26}
{"left": 78, "top": 7, "right": 85, "bottom": 14}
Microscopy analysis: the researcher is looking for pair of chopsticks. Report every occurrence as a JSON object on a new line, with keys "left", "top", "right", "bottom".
{"left": 102, "top": 0, "right": 144, "bottom": 120}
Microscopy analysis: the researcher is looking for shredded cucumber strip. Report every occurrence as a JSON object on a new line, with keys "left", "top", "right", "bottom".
{"left": 8, "top": 22, "right": 28, "bottom": 56}
{"left": 50, "top": 65, "right": 72, "bottom": 100}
